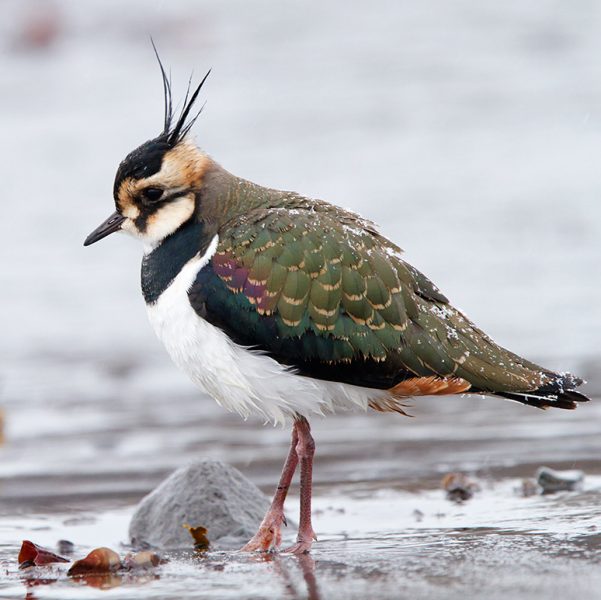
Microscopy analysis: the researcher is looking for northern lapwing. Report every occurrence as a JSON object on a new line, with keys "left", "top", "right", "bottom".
{"left": 84, "top": 56, "right": 589, "bottom": 554}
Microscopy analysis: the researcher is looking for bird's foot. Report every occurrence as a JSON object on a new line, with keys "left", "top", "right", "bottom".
{"left": 283, "top": 528, "right": 316, "bottom": 555}
{"left": 240, "top": 511, "right": 286, "bottom": 553}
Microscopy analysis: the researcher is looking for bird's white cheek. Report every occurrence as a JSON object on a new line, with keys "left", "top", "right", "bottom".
{"left": 120, "top": 218, "right": 140, "bottom": 237}
{"left": 119, "top": 196, "right": 196, "bottom": 249}
{"left": 145, "top": 196, "right": 195, "bottom": 242}
{"left": 121, "top": 204, "right": 140, "bottom": 219}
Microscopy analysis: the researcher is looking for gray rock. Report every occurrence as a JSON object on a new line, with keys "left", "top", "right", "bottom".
{"left": 129, "top": 460, "right": 270, "bottom": 550}
{"left": 536, "top": 466, "right": 584, "bottom": 494}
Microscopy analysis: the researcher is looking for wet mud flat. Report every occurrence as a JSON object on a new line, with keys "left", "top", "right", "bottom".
{"left": 2, "top": 482, "right": 601, "bottom": 600}
{"left": 1, "top": 356, "right": 600, "bottom": 599}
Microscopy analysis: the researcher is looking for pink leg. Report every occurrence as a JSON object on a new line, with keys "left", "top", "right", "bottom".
{"left": 241, "top": 426, "right": 299, "bottom": 552}
{"left": 285, "top": 417, "right": 317, "bottom": 554}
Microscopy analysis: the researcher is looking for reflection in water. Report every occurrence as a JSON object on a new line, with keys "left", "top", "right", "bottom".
{"left": 67, "top": 572, "right": 124, "bottom": 589}
{"left": 22, "top": 576, "right": 57, "bottom": 600}
{"left": 19, "top": 551, "right": 321, "bottom": 599}
{"left": 21, "top": 569, "right": 160, "bottom": 597}
{"left": 297, "top": 554, "right": 320, "bottom": 600}
{"left": 271, "top": 553, "right": 321, "bottom": 600}
{"left": 72, "top": 572, "right": 160, "bottom": 589}
{"left": 22, "top": 576, "right": 55, "bottom": 600}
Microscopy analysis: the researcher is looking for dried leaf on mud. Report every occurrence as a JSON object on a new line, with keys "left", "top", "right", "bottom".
{"left": 18, "top": 540, "right": 69, "bottom": 569}
{"left": 183, "top": 523, "right": 210, "bottom": 551}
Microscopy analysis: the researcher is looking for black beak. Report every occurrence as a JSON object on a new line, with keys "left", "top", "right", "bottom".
{"left": 84, "top": 211, "right": 126, "bottom": 246}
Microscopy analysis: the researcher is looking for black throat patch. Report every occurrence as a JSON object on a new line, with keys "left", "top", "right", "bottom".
{"left": 141, "top": 218, "right": 207, "bottom": 304}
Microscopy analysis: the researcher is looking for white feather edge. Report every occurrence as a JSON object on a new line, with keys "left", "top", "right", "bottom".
{"left": 146, "top": 234, "right": 389, "bottom": 426}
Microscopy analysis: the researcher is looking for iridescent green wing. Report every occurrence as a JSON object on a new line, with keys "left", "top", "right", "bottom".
{"left": 192, "top": 202, "right": 554, "bottom": 392}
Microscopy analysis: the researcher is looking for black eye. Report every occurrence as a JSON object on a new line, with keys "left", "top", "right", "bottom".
{"left": 142, "top": 187, "right": 164, "bottom": 202}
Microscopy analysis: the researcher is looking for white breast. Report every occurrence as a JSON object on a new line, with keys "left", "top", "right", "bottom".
{"left": 146, "top": 234, "right": 386, "bottom": 425}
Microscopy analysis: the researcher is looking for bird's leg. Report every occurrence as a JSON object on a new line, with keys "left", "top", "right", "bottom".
{"left": 285, "top": 417, "right": 317, "bottom": 554}
{"left": 241, "top": 425, "right": 299, "bottom": 552}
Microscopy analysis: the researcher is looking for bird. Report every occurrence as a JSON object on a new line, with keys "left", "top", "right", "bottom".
{"left": 84, "top": 54, "right": 589, "bottom": 555}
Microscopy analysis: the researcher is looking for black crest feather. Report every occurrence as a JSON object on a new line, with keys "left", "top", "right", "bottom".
{"left": 151, "top": 39, "right": 210, "bottom": 147}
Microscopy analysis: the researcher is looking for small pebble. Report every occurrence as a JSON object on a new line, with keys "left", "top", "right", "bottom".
{"left": 536, "top": 466, "right": 584, "bottom": 494}
{"left": 57, "top": 539, "right": 75, "bottom": 555}
{"left": 68, "top": 547, "right": 121, "bottom": 576}
{"left": 441, "top": 472, "right": 479, "bottom": 503}
{"left": 123, "top": 551, "right": 162, "bottom": 570}
{"left": 519, "top": 478, "right": 540, "bottom": 498}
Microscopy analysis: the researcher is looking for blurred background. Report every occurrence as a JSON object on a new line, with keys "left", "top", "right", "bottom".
{"left": 0, "top": 0, "right": 600, "bottom": 550}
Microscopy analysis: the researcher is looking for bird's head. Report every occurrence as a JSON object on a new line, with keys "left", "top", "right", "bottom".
{"left": 84, "top": 51, "right": 211, "bottom": 250}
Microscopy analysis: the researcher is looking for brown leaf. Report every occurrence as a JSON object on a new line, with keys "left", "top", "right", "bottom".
{"left": 183, "top": 523, "right": 210, "bottom": 551}
{"left": 67, "top": 547, "right": 121, "bottom": 576}
{"left": 18, "top": 540, "right": 69, "bottom": 569}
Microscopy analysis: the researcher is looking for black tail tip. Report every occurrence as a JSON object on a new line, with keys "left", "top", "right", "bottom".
{"left": 498, "top": 372, "right": 590, "bottom": 410}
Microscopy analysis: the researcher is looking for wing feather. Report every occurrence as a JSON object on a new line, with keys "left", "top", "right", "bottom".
{"left": 189, "top": 203, "right": 570, "bottom": 396}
